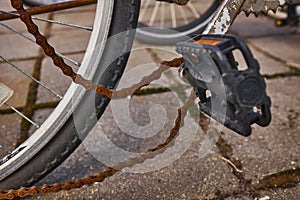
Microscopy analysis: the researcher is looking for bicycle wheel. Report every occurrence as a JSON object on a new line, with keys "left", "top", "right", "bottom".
{"left": 136, "top": 0, "right": 219, "bottom": 44}
{"left": 0, "top": 0, "right": 140, "bottom": 189}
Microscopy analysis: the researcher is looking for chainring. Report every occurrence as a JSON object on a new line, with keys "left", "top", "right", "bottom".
{"left": 241, "top": 0, "right": 295, "bottom": 15}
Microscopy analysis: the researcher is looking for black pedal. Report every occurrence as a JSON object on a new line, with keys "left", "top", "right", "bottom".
{"left": 176, "top": 35, "right": 271, "bottom": 136}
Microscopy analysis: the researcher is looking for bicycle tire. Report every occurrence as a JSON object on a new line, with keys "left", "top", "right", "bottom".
{"left": 0, "top": 0, "right": 140, "bottom": 189}
{"left": 136, "top": 0, "right": 219, "bottom": 44}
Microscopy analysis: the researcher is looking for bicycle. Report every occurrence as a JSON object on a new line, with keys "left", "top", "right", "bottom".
{"left": 0, "top": 0, "right": 293, "bottom": 199}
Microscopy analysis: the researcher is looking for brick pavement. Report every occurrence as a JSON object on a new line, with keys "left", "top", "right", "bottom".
{"left": 0, "top": 1, "right": 300, "bottom": 200}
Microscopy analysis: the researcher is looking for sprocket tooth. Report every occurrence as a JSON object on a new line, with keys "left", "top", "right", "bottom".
{"left": 262, "top": 10, "right": 269, "bottom": 16}
{"left": 243, "top": 10, "right": 251, "bottom": 17}
{"left": 241, "top": 0, "right": 288, "bottom": 16}
{"left": 242, "top": 10, "right": 259, "bottom": 17}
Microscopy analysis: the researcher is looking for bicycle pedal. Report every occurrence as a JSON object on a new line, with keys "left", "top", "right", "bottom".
{"left": 176, "top": 35, "right": 271, "bottom": 136}
{"left": 0, "top": 83, "right": 14, "bottom": 107}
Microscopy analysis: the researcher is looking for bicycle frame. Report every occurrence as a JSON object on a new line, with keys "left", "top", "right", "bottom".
{"left": 0, "top": 0, "right": 96, "bottom": 21}
{"left": 203, "top": 0, "right": 245, "bottom": 34}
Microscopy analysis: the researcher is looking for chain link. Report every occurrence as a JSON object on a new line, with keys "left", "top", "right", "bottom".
{"left": 0, "top": 0, "right": 189, "bottom": 198}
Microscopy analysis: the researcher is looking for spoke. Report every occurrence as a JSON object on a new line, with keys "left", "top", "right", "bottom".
{"left": 178, "top": 5, "right": 189, "bottom": 24}
{"left": 0, "top": 21, "right": 81, "bottom": 67}
{"left": 34, "top": 16, "right": 93, "bottom": 31}
{"left": 0, "top": 10, "right": 92, "bottom": 31}
{"left": 187, "top": 2, "right": 200, "bottom": 19}
{"left": 160, "top": 2, "right": 165, "bottom": 28}
{"left": 140, "top": 0, "right": 152, "bottom": 20}
{"left": 0, "top": 55, "right": 63, "bottom": 100}
{"left": 4, "top": 102, "right": 40, "bottom": 129}
{"left": 170, "top": 3, "right": 177, "bottom": 28}
{"left": 57, "top": 52, "right": 81, "bottom": 67}
{"left": 149, "top": 1, "right": 160, "bottom": 26}
{"left": 0, "top": 21, "right": 35, "bottom": 42}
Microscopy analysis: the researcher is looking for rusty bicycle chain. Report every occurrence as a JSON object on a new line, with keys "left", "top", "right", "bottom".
{"left": 0, "top": 90, "right": 196, "bottom": 199}
{"left": 0, "top": 0, "right": 190, "bottom": 199}
{"left": 9, "top": 0, "right": 183, "bottom": 99}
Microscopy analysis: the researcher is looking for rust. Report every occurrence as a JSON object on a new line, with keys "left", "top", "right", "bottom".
{"left": 0, "top": 0, "right": 195, "bottom": 198}
{"left": 0, "top": 91, "right": 196, "bottom": 199}
{"left": 4, "top": 0, "right": 293, "bottom": 198}
{"left": 148, "top": 91, "right": 196, "bottom": 152}
{"left": 205, "top": 0, "right": 246, "bottom": 34}
{"left": 161, "top": 57, "right": 184, "bottom": 68}
{"left": 8, "top": 0, "right": 181, "bottom": 99}
{"left": 0, "top": 87, "right": 195, "bottom": 200}
{"left": 255, "top": 168, "right": 300, "bottom": 189}
{"left": 0, "top": 0, "right": 96, "bottom": 21}
{"left": 241, "top": 0, "right": 293, "bottom": 15}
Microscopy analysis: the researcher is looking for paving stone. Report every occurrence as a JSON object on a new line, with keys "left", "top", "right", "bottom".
{"left": 151, "top": 45, "right": 181, "bottom": 60}
{"left": 124, "top": 48, "right": 188, "bottom": 92}
{"left": 126, "top": 48, "right": 155, "bottom": 71}
{"left": 48, "top": 28, "right": 90, "bottom": 54}
{"left": 59, "top": 156, "right": 238, "bottom": 200}
{"left": 221, "top": 77, "right": 300, "bottom": 185}
{"left": 28, "top": 92, "right": 239, "bottom": 200}
{"left": 249, "top": 45, "right": 290, "bottom": 76}
{"left": 0, "top": 60, "right": 34, "bottom": 108}
{"left": 227, "top": 43, "right": 289, "bottom": 76}
{"left": 28, "top": 108, "right": 54, "bottom": 136}
{"left": 0, "top": 33, "right": 40, "bottom": 60}
{"left": 225, "top": 196, "right": 252, "bottom": 200}
{"left": 248, "top": 34, "right": 300, "bottom": 69}
{"left": 258, "top": 183, "right": 300, "bottom": 200}
{"left": 36, "top": 54, "right": 78, "bottom": 104}
{"left": 0, "top": 113, "right": 21, "bottom": 154}
{"left": 30, "top": 154, "right": 239, "bottom": 200}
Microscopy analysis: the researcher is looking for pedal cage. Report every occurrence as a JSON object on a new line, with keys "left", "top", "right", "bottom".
{"left": 176, "top": 35, "right": 271, "bottom": 136}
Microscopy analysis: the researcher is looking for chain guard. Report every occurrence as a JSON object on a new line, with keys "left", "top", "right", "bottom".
{"left": 176, "top": 35, "right": 271, "bottom": 136}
